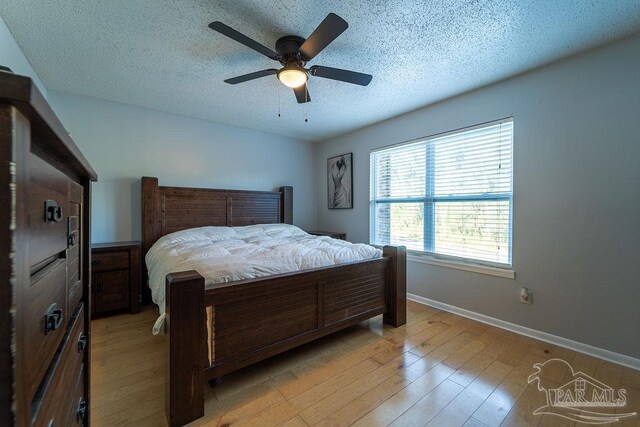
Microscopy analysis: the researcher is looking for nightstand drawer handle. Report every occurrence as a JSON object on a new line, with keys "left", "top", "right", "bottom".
{"left": 44, "top": 303, "right": 63, "bottom": 335}
{"left": 68, "top": 233, "right": 77, "bottom": 246}
{"left": 77, "top": 333, "right": 87, "bottom": 352}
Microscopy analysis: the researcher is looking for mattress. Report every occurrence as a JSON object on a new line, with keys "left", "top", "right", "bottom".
{"left": 146, "top": 224, "right": 382, "bottom": 336}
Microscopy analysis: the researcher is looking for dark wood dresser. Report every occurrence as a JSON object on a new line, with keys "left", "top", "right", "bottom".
{"left": 0, "top": 71, "right": 97, "bottom": 426}
{"left": 91, "top": 242, "right": 141, "bottom": 317}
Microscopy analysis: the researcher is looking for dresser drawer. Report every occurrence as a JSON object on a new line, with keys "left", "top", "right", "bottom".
{"left": 68, "top": 253, "right": 80, "bottom": 278}
{"left": 25, "top": 258, "right": 68, "bottom": 398}
{"left": 68, "top": 215, "right": 80, "bottom": 233}
{"left": 68, "top": 276, "right": 82, "bottom": 317}
{"left": 67, "top": 253, "right": 82, "bottom": 312}
{"left": 66, "top": 367, "right": 87, "bottom": 426}
{"left": 32, "top": 306, "right": 86, "bottom": 427}
{"left": 92, "top": 251, "right": 129, "bottom": 272}
{"left": 28, "top": 153, "right": 69, "bottom": 267}
{"left": 68, "top": 239, "right": 80, "bottom": 262}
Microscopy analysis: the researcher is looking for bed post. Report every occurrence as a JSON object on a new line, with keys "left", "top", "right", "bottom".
{"left": 383, "top": 245, "right": 407, "bottom": 327}
{"left": 141, "top": 176, "right": 161, "bottom": 303}
{"left": 166, "top": 271, "right": 206, "bottom": 427}
{"left": 280, "top": 186, "right": 293, "bottom": 224}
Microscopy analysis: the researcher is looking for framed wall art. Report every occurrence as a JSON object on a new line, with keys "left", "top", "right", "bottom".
{"left": 327, "top": 153, "right": 353, "bottom": 209}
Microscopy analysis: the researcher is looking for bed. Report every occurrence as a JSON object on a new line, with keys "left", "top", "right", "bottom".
{"left": 140, "top": 177, "right": 407, "bottom": 427}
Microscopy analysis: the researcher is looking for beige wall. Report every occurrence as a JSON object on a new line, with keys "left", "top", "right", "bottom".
{"left": 314, "top": 34, "right": 640, "bottom": 359}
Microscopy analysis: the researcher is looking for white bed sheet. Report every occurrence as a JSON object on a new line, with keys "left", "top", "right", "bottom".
{"left": 146, "top": 224, "right": 382, "bottom": 334}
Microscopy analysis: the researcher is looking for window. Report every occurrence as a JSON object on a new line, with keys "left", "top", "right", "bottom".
{"left": 370, "top": 119, "right": 513, "bottom": 266}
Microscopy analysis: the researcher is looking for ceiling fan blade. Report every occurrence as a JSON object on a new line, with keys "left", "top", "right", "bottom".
{"left": 310, "top": 65, "right": 372, "bottom": 86}
{"left": 209, "top": 21, "right": 278, "bottom": 59}
{"left": 224, "top": 69, "right": 278, "bottom": 84}
{"left": 293, "top": 85, "right": 311, "bottom": 103}
{"left": 299, "top": 13, "right": 348, "bottom": 60}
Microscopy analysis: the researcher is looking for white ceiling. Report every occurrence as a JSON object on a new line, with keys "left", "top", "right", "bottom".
{"left": 2, "top": 1, "right": 639, "bottom": 142}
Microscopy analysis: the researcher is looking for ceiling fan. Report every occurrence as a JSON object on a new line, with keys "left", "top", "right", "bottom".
{"left": 209, "top": 13, "right": 372, "bottom": 103}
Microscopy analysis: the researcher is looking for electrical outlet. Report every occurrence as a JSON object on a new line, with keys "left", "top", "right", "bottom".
{"left": 520, "top": 287, "right": 533, "bottom": 304}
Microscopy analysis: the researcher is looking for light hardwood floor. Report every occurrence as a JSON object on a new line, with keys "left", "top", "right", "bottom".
{"left": 91, "top": 301, "right": 640, "bottom": 426}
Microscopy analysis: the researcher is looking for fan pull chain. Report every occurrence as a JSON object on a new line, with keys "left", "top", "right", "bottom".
{"left": 277, "top": 79, "right": 281, "bottom": 118}
{"left": 304, "top": 80, "right": 308, "bottom": 123}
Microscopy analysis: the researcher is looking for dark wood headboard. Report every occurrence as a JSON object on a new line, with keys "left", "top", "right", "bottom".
{"left": 140, "top": 176, "right": 293, "bottom": 300}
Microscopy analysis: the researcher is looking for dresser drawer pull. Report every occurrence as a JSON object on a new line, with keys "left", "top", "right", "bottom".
{"left": 76, "top": 398, "right": 87, "bottom": 423}
{"left": 77, "top": 333, "right": 87, "bottom": 352}
{"left": 44, "top": 200, "right": 63, "bottom": 222}
{"left": 44, "top": 303, "right": 63, "bottom": 335}
{"left": 68, "top": 233, "right": 77, "bottom": 246}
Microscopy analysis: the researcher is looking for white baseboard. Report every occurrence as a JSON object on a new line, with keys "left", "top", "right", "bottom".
{"left": 408, "top": 293, "right": 640, "bottom": 371}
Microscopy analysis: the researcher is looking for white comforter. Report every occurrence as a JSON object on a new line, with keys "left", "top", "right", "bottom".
{"left": 146, "top": 224, "right": 382, "bottom": 323}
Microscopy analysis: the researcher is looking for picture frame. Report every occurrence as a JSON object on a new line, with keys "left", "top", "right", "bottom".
{"left": 327, "top": 153, "right": 353, "bottom": 209}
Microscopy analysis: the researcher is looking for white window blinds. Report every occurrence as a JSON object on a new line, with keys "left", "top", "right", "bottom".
{"left": 370, "top": 119, "right": 513, "bottom": 266}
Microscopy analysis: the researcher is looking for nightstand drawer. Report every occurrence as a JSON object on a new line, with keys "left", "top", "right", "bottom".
{"left": 92, "top": 251, "right": 129, "bottom": 271}
{"left": 95, "top": 270, "right": 130, "bottom": 312}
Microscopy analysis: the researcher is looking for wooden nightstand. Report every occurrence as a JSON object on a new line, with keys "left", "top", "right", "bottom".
{"left": 91, "top": 241, "right": 141, "bottom": 317}
{"left": 307, "top": 230, "right": 347, "bottom": 240}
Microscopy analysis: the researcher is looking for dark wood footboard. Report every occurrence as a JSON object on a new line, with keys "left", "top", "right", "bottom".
{"left": 164, "top": 245, "right": 406, "bottom": 426}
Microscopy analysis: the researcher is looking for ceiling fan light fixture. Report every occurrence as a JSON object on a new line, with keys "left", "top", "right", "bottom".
{"left": 210, "top": 13, "right": 372, "bottom": 103}
{"left": 278, "top": 65, "right": 308, "bottom": 88}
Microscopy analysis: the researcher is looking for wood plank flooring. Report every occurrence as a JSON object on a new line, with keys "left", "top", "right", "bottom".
{"left": 91, "top": 301, "right": 640, "bottom": 426}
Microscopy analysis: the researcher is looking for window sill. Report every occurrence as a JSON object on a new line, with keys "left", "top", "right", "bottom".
{"left": 407, "top": 254, "right": 515, "bottom": 279}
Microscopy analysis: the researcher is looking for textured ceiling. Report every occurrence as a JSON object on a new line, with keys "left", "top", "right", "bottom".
{"left": 1, "top": 1, "right": 640, "bottom": 142}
